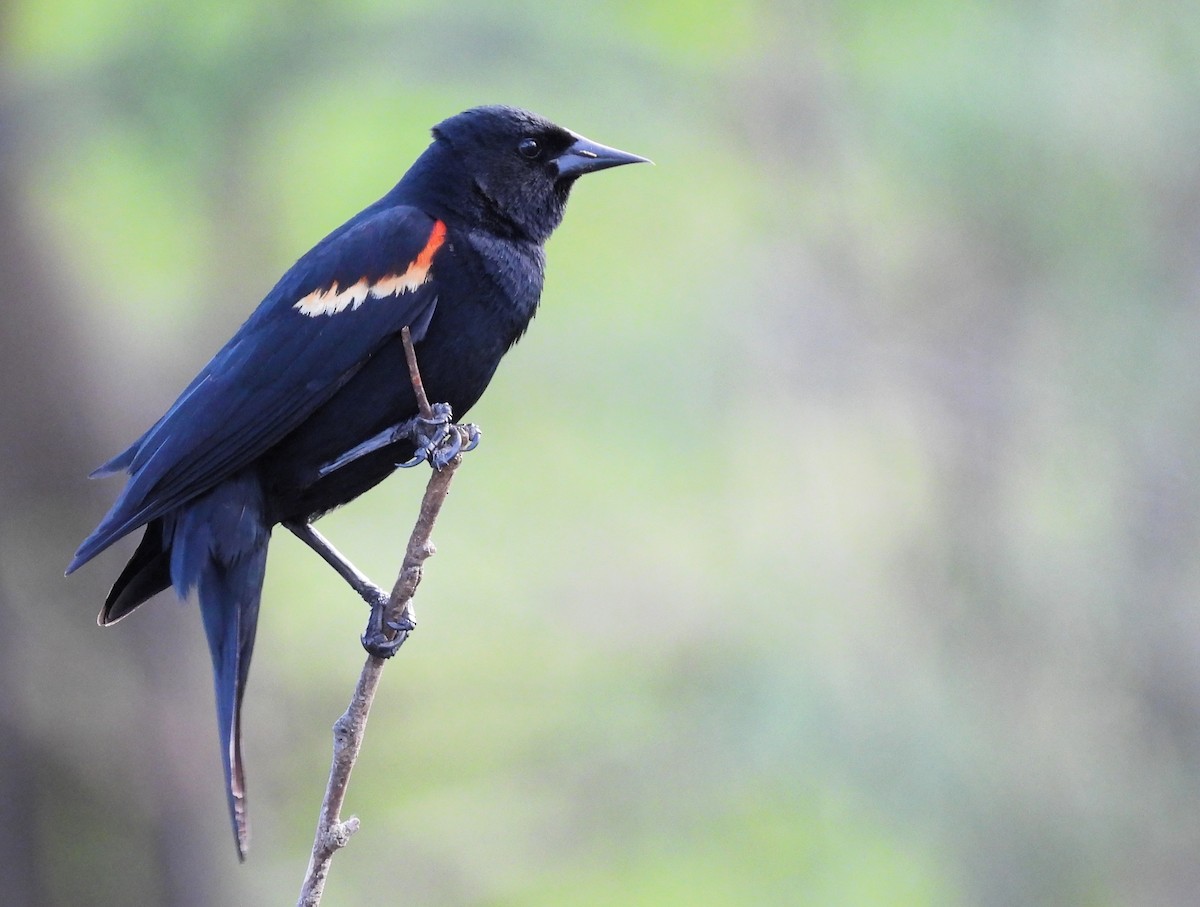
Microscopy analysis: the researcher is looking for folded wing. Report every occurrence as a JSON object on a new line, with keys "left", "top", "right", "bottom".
{"left": 69, "top": 207, "right": 447, "bottom": 572}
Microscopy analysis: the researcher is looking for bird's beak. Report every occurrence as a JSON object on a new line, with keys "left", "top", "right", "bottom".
{"left": 553, "top": 134, "right": 652, "bottom": 179}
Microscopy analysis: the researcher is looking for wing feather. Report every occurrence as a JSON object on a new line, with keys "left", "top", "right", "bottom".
{"left": 69, "top": 205, "right": 445, "bottom": 571}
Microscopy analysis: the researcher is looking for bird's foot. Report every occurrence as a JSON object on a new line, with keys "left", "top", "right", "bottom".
{"left": 397, "top": 403, "right": 480, "bottom": 470}
{"left": 361, "top": 590, "right": 415, "bottom": 659}
{"left": 317, "top": 405, "right": 480, "bottom": 477}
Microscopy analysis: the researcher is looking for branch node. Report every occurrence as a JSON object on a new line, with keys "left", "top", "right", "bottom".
{"left": 329, "top": 818, "right": 360, "bottom": 849}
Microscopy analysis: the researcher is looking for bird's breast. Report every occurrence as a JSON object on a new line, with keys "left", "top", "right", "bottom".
{"left": 259, "top": 230, "right": 545, "bottom": 523}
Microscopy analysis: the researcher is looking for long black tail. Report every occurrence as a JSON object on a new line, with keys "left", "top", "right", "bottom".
{"left": 164, "top": 471, "right": 270, "bottom": 861}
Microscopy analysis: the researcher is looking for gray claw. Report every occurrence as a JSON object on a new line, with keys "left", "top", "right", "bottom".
{"left": 431, "top": 426, "right": 463, "bottom": 470}
{"left": 462, "top": 424, "right": 481, "bottom": 453}
{"left": 361, "top": 605, "right": 415, "bottom": 659}
{"left": 397, "top": 407, "right": 483, "bottom": 470}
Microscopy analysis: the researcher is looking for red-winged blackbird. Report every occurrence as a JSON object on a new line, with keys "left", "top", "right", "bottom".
{"left": 66, "top": 105, "right": 648, "bottom": 858}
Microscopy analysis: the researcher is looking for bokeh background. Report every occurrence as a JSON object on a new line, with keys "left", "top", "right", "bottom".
{"left": 3, "top": 1, "right": 1200, "bottom": 904}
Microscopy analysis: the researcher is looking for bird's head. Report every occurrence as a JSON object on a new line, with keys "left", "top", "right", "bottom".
{"left": 430, "top": 105, "right": 649, "bottom": 242}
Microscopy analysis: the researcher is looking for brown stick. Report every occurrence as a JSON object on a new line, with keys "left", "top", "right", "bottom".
{"left": 297, "top": 327, "right": 463, "bottom": 906}
{"left": 400, "top": 326, "right": 434, "bottom": 418}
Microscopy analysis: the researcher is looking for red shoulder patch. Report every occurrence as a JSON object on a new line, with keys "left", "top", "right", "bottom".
{"left": 294, "top": 220, "right": 447, "bottom": 318}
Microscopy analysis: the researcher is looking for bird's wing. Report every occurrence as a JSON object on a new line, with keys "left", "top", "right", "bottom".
{"left": 70, "top": 206, "right": 448, "bottom": 571}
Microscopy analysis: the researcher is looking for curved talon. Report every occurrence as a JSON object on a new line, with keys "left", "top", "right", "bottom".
{"left": 416, "top": 403, "right": 453, "bottom": 445}
{"left": 430, "top": 427, "right": 463, "bottom": 471}
{"left": 362, "top": 605, "right": 415, "bottom": 658}
{"left": 386, "top": 615, "right": 416, "bottom": 634}
{"left": 362, "top": 628, "right": 410, "bottom": 659}
{"left": 462, "top": 424, "right": 481, "bottom": 453}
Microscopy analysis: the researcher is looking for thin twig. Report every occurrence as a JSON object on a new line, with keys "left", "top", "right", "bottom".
{"left": 297, "top": 327, "right": 464, "bottom": 906}
{"left": 400, "top": 326, "right": 434, "bottom": 418}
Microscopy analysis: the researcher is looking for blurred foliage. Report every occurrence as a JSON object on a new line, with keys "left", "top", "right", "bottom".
{"left": 4, "top": 0, "right": 1200, "bottom": 905}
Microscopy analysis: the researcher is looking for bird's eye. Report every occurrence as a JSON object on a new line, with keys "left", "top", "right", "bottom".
{"left": 517, "top": 137, "right": 541, "bottom": 159}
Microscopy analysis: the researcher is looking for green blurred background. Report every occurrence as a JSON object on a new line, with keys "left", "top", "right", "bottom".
{"left": 3, "top": 1, "right": 1200, "bottom": 904}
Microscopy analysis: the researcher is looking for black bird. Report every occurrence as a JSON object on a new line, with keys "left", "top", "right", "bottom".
{"left": 66, "top": 105, "right": 647, "bottom": 858}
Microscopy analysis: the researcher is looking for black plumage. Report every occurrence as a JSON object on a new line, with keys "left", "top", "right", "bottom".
{"left": 66, "top": 105, "right": 647, "bottom": 858}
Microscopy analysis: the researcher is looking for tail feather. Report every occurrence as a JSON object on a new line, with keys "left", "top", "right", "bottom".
{"left": 168, "top": 471, "right": 270, "bottom": 861}
{"left": 99, "top": 519, "right": 173, "bottom": 625}
{"left": 68, "top": 436, "right": 152, "bottom": 575}
{"left": 88, "top": 431, "right": 146, "bottom": 479}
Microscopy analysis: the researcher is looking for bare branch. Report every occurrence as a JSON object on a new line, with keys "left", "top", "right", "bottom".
{"left": 297, "top": 327, "right": 466, "bottom": 906}
{"left": 401, "top": 325, "right": 434, "bottom": 418}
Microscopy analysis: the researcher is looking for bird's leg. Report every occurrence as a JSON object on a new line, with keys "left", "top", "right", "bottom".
{"left": 317, "top": 404, "right": 480, "bottom": 477}
{"left": 283, "top": 520, "right": 412, "bottom": 658}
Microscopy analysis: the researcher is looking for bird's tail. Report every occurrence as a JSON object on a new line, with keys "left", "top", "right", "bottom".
{"left": 165, "top": 471, "right": 270, "bottom": 861}
{"left": 98, "top": 518, "right": 173, "bottom": 626}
